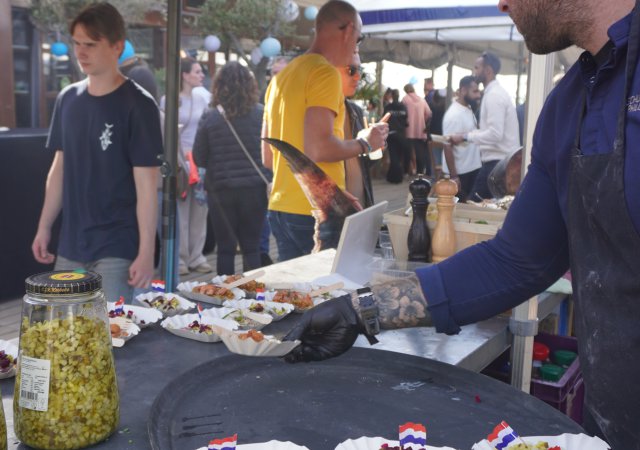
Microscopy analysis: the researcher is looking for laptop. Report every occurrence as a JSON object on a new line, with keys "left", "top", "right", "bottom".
{"left": 330, "top": 201, "right": 388, "bottom": 285}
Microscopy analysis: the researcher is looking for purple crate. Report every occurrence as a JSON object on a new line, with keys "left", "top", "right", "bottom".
{"left": 538, "top": 376, "right": 585, "bottom": 425}
{"left": 531, "top": 333, "right": 583, "bottom": 413}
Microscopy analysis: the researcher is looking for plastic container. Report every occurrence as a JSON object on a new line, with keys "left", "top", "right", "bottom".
{"left": 14, "top": 270, "right": 119, "bottom": 449}
{"left": 532, "top": 342, "right": 550, "bottom": 379}
{"left": 530, "top": 333, "right": 583, "bottom": 424}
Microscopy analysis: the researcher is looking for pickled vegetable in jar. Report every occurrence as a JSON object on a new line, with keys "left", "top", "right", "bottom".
{"left": 14, "top": 271, "right": 119, "bottom": 450}
{"left": 1, "top": 386, "right": 7, "bottom": 450}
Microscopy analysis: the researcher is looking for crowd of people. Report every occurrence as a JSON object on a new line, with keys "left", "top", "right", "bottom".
{"left": 30, "top": 0, "right": 523, "bottom": 301}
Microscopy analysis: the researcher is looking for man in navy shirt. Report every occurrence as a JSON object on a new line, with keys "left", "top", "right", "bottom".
{"left": 32, "top": 2, "right": 162, "bottom": 302}
{"left": 284, "top": 0, "right": 639, "bottom": 447}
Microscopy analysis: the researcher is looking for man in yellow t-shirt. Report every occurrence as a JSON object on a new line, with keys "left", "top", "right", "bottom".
{"left": 262, "top": 0, "right": 388, "bottom": 262}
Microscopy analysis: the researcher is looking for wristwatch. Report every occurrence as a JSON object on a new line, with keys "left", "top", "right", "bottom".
{"left": 357, "top": 287, "right": 380, "bottom": 345}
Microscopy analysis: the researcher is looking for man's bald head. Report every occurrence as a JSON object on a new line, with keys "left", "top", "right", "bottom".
{"left": 315, "top": 0, "right": 358, "bottom": 31}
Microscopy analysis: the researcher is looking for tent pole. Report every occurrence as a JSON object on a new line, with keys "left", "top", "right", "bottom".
{"left": 160, "top": 0, "right": 182, "bottom": 293}
{"left": 446, "top": 44, "right": 454, "bottom": 108}
{"left": 510, "top": 51, "right": 556, "bottom": 393}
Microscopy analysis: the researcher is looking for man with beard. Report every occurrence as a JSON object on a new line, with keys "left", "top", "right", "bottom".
{"left": 282, "top": 0, "right": 639, "bottom": 447}
{"left": 450, "top": 52, "right": 519, "bottom": 200}
{"left": 442, "top": 76, "right": 482, "bottom": 201}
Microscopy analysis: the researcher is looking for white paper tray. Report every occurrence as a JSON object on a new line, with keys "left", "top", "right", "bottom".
{"left": 177, "top": 281, "right": 245, "bottom": 306}
{"left": 223, "top": 299, "right": 294, "bottom": 321}
{"left": 161, "top": 313, "right": 238, "bottom": 343}
{"left": 0, "top": 339, "right": 18, "bottom": 379}
{"left": 107, "top": 302, "right": 163, "bottom": 327}
{"left": 135, "top": 291, "right": 195, "bottom": 317}
{"left": 335, "top": 436, "right": 455, "bottom": 450}
{"left": 219, "top": 330, "right": 300, "bottom": 357}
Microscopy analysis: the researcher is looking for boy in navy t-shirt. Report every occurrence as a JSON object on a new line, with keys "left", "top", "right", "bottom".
{"left": 31, "top": 2, "right": 162, "bottom": 302}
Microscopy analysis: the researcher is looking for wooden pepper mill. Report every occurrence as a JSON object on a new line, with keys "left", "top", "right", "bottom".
{"left": 431, "top": 176, "right": 458, "bottom": 262}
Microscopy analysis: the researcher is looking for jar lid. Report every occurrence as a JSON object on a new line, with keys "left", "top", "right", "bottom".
{"left": 25, "top": 270, "right": 102, "bottom": 295}
{"left": 553, "top": 350, "right": 578, "bottom": 367}
{"left": 540, "top": 363, "right": 565, "bottom": 382}
{"left": 532, "top": 342, "right": 550, "bottom": 361}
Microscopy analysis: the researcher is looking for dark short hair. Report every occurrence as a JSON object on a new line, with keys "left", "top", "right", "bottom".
{"left": 212, "top": 61, "right": 258, "bottom": 119}
{"left": 481, "top": 51, "right": 501, "bottom": 74}
{"left": 424, "top": 77, "right": 434, "bottom": 83}
{"left": 180, "top": 57, "right": 199, "bottom": 89}
{"left": 459, "top": 75, "right": 476, "bottom": 90}
{"left": 316, "top": 0, "right": 358, "bottom": 30}
{"left": 70, "top": 2, "right": 125, "bottom": 44}
{"left": 391, "top": 89, "right": 400, "bottom": 102}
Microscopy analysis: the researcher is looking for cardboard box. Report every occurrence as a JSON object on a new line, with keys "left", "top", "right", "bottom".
{"left": 384, "top": 203, "right": 506, "bottom": 261}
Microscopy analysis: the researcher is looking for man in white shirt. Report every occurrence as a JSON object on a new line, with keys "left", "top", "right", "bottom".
{"left": 450, "top": 51, "right": 520, "bottom": 199}
{"left": 442, "top": 76, "right": 482, "bottom": 202}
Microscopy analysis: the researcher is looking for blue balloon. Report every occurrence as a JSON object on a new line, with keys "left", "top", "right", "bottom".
{"left": 118, "top": 40, "right": 135, "bottom": 65}
{"left": 304, "top": 6, "right": 318, "bottom": 21}
{"left": 409, "top": 75, "right": 418, "bottom": 85}
{"left": 51, "top": 41, "right": 68, "bottom": 57}
{"left": 260, "top": 37, "right": 281, "bottom": 58}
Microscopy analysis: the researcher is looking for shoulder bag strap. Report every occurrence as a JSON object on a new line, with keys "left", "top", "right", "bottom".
{"left": 216, "top": 104, "right": 270, "bottom": 186}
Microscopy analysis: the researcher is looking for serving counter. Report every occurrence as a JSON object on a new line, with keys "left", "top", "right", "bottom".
{"left": 1, "top": 250, "right": 572, "bottom": 449}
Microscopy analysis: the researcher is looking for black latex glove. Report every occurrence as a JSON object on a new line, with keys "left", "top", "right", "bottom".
{"left": 283, "top": 294, "right": 363, "bottom": 363}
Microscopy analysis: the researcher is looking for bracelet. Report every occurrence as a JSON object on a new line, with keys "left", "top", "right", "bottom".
{"left": 357, "top": 137, "right": 372, "bottom": 156}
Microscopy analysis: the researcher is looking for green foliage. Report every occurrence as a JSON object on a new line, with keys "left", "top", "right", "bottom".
{"left": 30, "top": 0, "right": 166, "bottom": 34}
{"left": 197, "top": 0, "right": 294, "bottom": 44}
{"left": 354, "top": 71, "right": 379, "bottom": 103}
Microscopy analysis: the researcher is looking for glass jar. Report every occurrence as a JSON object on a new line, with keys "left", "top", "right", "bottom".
{"left": 1, "top": 387, "right": 7, "bottom": 450}
{"left": 14, "top": 270, "right": 119, "bottom": 450}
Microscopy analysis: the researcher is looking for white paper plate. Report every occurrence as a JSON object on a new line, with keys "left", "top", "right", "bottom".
{"left": 335, "top": 436, "right": 455, "bottom": 450}
{"left": 107, "top": 302, "right": 163, "bottom": 327}
{"left": 223, "top": 299, "right": 294, "bottom": 321}
{"left": 196, "top": 441, "right": 310, "bottom": 450}
{"left": 203, "top": 307, "right": 273, "bottom": 330}
{"left": 109, "top": 317, "right": 141, "bottom": 348}
{"left": 177, "top": 281, "right": 245, "bottom": 306}
{"left": 211, "top": 274, "right": 267, "bottom": 298}
{"left": 0, "top": 339, "right": 18, "bottom": 379}
{"left": 472, "top": 433, "right": 610, "bottom": 450}
{"left": 161, "top": 313, "right": 238, "bottom": 343}
{"left": 219, "top": 331, "right": 300, "bottom": 357}
{"left": 135, "top": 291, "right": 195, "bottom": 317}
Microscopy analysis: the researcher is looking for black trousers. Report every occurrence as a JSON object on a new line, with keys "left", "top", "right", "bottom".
{"left": 470, "top": 160, "right": 499, "bottom": 200}
{"left": 207, "top": 186, "right": 267, "bottom": 275}
{"left": 386, "top": 134, "right": 408, "bottom": 183}
{"left": 407, "top": 138, "right": 431, "bottom": 176}
{"left": 457, "top": 168, "right": 480, "bottom": 202}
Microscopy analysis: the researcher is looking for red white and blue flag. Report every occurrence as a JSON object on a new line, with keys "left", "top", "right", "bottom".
{"left": 151, "top": 279, "right": 166, "bottom": 292}
{"left": 197, "top": 303, "right": 204, "bottom": 321}
{"left": 399, "top": 422, "right": 427, "bottom": 448}
{"left": 208, "top": 434, "right": 237, "bottom": 450}
{"left": 487, "top": 421, "right": 519, "bottom": 450}
{"left": 115, "top": 296, "right": 125, "bottom": 313}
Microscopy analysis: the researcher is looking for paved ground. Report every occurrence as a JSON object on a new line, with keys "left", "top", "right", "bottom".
{"left": 0, "top": 176, "right": 412, "bottom": 342}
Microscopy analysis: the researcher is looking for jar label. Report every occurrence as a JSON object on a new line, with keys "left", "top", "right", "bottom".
{"left": 18, "top": 355, "right": 51, "bottom": 412}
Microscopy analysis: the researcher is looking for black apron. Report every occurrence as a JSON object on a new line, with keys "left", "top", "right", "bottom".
{"left": 568, "top": 2, "right": 640, "bottom": 448}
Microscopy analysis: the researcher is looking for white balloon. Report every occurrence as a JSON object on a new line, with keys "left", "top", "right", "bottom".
{"left": 204, "top": 35, "right": 221, "bottom": 53}
{"left": 279, "top": 0, "right": 299, "bottom": 22}
{"left": 251, "top": 47, "right": 263, "bottom": 65}
{"left": 304, "top": 6, "right": 318, "bottom": 21}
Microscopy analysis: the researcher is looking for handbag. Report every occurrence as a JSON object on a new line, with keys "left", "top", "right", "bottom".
{"left": 216, "top": 105, "right": 271, "bottom": 197}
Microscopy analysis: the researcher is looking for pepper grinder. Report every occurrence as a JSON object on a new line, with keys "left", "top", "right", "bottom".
{"left": 431, "top": 175, "right": 458, "bottom": 262}
{"left": 407, "top": 175, "right": 431, "bottom": 262}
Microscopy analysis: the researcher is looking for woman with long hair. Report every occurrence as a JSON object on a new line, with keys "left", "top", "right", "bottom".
{"left": 160, "top": 57, "right": 211, "bottom": 275}
{"left": 193, "top": 62, "right": 271, "bottom": 275}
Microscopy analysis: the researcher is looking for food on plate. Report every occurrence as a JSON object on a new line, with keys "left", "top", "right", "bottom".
{"left": 248, "top": 302, "right": 265, "bottom": 313}
{"left": 0, "top": 350, "right": 16, "bottom": 373}
{"left": 223, "top": 310, "right": 264, "bottom": 329}
{"left": 238, "top": 329, "right": 265, "bottom": 342}
{"left": 272, "top": 290, "right": 313, "bottom": 310}
{"left": 223, "top": 275, "right": 265, "bottom": 293}
{"left": 14, "top": 316, "right": 118, "bottom": 449}
{"left": 186, "top": 320, "right": 215, "bottom": 335}
{"left": 379, "top": 445, "right": 427, "bottom": 450}
{"left": 110, "top": 323, "right": 129, "bottom": 339}
{"left": 193, "top": 284, "right": 236, "bottom": 300}
{"left": 143, "top": 295, "right": 181, "bottom": 312}
{"left": 507, "top": 444, "right": 560, "bottom": 450}
{"left": 108, "top": 307, "right": 147, "bottom": 325}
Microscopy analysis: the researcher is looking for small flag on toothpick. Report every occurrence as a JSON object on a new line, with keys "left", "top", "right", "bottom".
{"left": 115, "top": 296, "right": 125, "bottom": 313}
{"left": 399, "top": 422, "right": 427, "bottom": 448}
{"left": 151, "top": 279, "right": 166, "bottom": 292}
{"left": 487, "top": 421, "right": 520, "bottom": 450}
{"left": 208, "top": 434, "right": 237, "bottom": 450}
{"left": 256, "top": 287, "right": 265, "bottom": 301}
{"left": 197, "top": 303, "right": 204, "bottom": 322}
